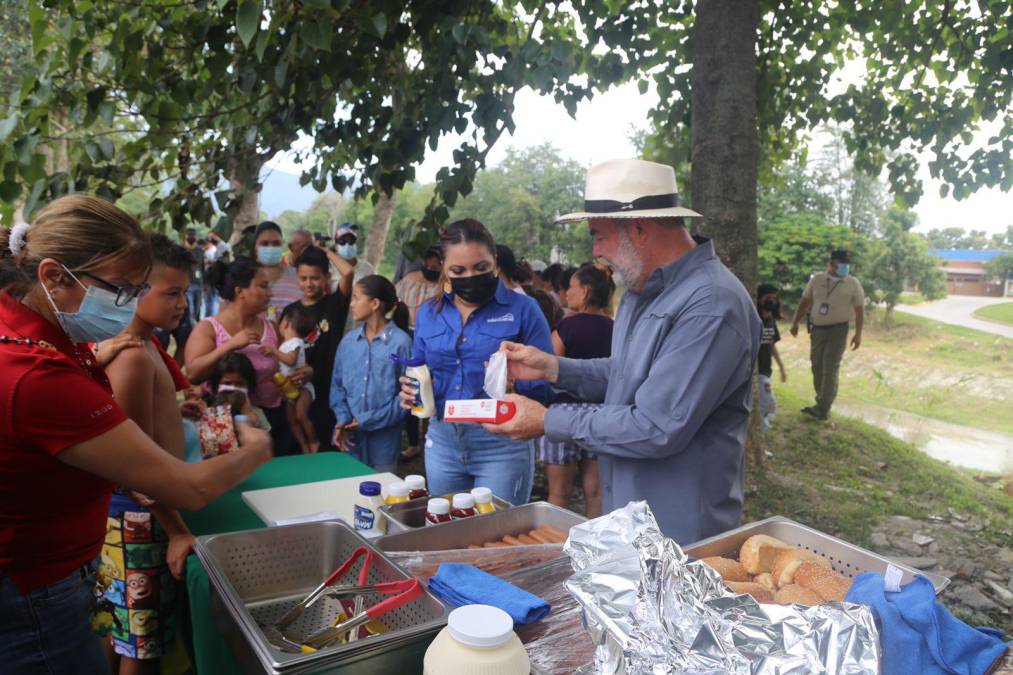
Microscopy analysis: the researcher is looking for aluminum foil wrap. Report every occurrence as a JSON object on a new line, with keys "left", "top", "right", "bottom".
{"left": 563, "top": 502, "right": 881, "bottom": 675}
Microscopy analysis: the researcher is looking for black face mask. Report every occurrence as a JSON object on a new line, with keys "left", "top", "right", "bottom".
{"left": 450, "top": 272, "right": 498, "bottom": 304}
{"left": 761, "top": 300, "right": 779, "bottom": 313}
{"left": 421, "top": 267, "right": 440, "bottom": 282}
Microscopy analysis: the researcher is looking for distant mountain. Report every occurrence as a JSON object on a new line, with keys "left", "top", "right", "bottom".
{"left": 258, "top": 168, "right": 331, "bottom": 217}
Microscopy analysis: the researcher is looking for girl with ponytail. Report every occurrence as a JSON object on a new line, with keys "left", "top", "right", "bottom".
{"left": 329, "top": 275, "right": 412, "bottom": 471}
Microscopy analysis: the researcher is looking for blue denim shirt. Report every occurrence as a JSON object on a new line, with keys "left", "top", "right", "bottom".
{"left": 330, "top": 322, "right": 412, "bottom": 461}
{"left": 414, "top": 280, "right": 554, "bottom": 413}
{"left": 543, "top": 239, "right": 761, "bottom": 543}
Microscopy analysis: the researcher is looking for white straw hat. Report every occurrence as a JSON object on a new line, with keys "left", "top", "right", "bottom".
{"left": 556, "top": 159, "right": 701, "bottom": 223}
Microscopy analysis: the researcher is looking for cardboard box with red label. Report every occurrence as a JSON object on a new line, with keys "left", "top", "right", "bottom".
{"left": 443, "top": 399, "right": 517, "bottom": 424}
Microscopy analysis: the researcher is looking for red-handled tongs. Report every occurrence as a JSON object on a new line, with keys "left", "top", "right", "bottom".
{"left": 275, "top": 546, "right": 375, "bottom": 629}
{"left": 301, "top": 578, "right": 424, "bottom": 650}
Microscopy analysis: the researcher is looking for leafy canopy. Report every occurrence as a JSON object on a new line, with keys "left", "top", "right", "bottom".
{"left": 1, "top": 0, "right": 638, "bottom": 237}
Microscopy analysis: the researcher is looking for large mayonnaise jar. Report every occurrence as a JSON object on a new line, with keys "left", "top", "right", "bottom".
{"left": 423, "top": 605, "right": 529, "bottom": 675}
{"left": 392, "top": 355, "right": 436, "bottom": 419}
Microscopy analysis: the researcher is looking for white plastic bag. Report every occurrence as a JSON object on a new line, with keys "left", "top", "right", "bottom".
{"left": 484, "top": 350, "right": 508, "bottom": 399}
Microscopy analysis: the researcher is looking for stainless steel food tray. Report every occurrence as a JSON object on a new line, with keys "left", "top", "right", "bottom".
{"left": 375, "top": 501, "right": 586, "bottom": 552}
{"left": 196, "top": 520, "right": 448, "bottom": 674}
{"left": 684, "top": 515, "right": 950, "bottom": 592}
{"left": 379, "top": 492, "right": 513, "bottom": 533}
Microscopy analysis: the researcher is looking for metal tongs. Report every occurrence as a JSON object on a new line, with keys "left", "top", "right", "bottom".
{"left": 301, "top": 577, "right": 424, "bottom": 650}
{"left": 275, "top": 546, "right": 376, "bottom": 630}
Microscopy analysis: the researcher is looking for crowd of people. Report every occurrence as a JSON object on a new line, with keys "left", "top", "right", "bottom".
{"left": 0, "top": 158, "right": 867, "bottom": 674}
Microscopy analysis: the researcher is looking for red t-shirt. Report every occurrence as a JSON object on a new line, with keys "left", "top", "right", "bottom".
{"left": 0, "top": 291, "right": 128, "bottom": 593}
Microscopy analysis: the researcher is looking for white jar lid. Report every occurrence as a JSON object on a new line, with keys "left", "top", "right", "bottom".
{"left": 388, "top": 480, "right": 409, "bottom": 497}
{"left": 447, "top": 604, "right": 514, "bottom": 648}
{"left": 405, "top": 474, "right": 426, "bottom": 490}
{"left": 427, "top": 497, "right": 450, "bottom": 515}
{"left": 452, "top": 493, "right": 475, "bottom": 510}
{"left": 470, "top": 486, "right": 492, "bottom": 502}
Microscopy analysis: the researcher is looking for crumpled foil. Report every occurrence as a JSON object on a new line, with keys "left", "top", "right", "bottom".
{"left": 563, "top": 502, "right": 881, "bottom": 675}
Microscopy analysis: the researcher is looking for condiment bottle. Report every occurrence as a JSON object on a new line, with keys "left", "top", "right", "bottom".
{"left": 425, "top": 498, "right": 451, "bottom": 526}
{"left": 391, "top": 355, "right": 437, "bottom": 419}
{"left": 405, "top": 474, "right": 429, "bottom": 500}
{"left": 353, "top": 481, "right": 386, "bottom": 534}
{"left": 273, "top": 372, "right": 301, "bottom": 401}
{"left": 423, "top": 604, "right": 530, "bottom": 675}
{"left": 450, "top": 493, "right": 477, "bottom": 520}
{"left": 385, "top": 480, "right": 410, "bottom": 506}
{"left": 471, "top": 487, "right": 495, "bottom": 514}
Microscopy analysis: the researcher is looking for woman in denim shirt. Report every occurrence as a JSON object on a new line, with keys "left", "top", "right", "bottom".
{"left": 330, "top": 275, "right": 411, "bottom": 472}
{"left": 403, "top": 220, "right": 553, "bottom": 504}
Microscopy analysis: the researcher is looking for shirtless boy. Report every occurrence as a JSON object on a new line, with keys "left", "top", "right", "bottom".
{"left": 93, "top": 234, "right": 196, "bottom": 674}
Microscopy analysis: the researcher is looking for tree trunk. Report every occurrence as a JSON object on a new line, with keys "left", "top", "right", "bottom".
{"left": 226, "top": 154, "right": 265, "bottom": 242}
{"left": 364, "top": 188, "right": 398, "bottom": 268}
{"left": 690, "top": 0, "right": 762, "bottom": 467}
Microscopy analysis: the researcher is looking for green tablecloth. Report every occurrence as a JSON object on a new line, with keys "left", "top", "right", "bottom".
{"left": 182, "top": 453, "right": 375, "bottom": 675}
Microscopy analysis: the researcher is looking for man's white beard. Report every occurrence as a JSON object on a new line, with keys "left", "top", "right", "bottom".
{"left": 603, "top": 226, "right": 643, "bottom": 289}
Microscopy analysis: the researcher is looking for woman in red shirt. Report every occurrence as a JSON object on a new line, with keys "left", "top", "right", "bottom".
{"left": 0, "top": 196, "right": 271, "bottom": 674}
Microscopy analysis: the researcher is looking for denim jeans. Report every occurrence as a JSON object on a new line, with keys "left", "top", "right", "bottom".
{"left": 424, "top": 419, "right": 534, "bottom": 505}
{"left": 0, "top": 559, "right": 110, "bottom": 675}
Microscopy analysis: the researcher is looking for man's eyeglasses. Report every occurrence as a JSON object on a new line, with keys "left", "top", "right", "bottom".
{"left": 78, "top": 271, "right": 150, "bottom": 307}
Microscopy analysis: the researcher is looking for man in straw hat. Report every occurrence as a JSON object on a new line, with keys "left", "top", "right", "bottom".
{"left": 485, "top": 159, "right": 761, "bottom": 543}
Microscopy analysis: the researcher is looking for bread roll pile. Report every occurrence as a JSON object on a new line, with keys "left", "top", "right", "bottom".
{"left": 700, "top": 534, "right": 852, "bottom": 605}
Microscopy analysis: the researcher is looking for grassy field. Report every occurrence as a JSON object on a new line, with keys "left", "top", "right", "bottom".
{"left": 744, "top": 387, "right": 1013, "bottom": 548}
{"left": 775, "top": 309, "right": 1013, "bottom": 434}
{"left": 896, "top": 292, "right": 926, "bottom": 305}
{"left": 974, "top": 301, "right": 1013, "bottom": 327}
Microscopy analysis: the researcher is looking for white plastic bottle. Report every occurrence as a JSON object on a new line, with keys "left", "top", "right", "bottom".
{"left": 423, "top": 605, "right": 529, "bottom": 675}
{"left": 392, "top": 355, "right": 436, "bottom": 419}
{"left": 353, "top": 481, "right": 386, "bottom": 535}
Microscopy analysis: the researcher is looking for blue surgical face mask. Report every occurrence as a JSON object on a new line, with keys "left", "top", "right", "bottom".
{"left": 43, "top": 267, "right": 138, "bottom": 343}
{"left": 256, "top": 245, "right": 284, "bottom": 266}
{"left": 836, "top": 263, "right": 850, "bottom": 278}
{"left": 337, "top": 243, "right": 357, "bottom": 260}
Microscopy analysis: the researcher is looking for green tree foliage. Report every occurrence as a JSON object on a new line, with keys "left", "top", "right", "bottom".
{"left": 344, "top": 182, "right": 437, "bottom": 272}
{"left": 0, "top": 0, "right": 31, "bottom": 104}
{"left": 447, "top": 143, "right": 589, "bottom": 264}
{"left": 1, "top": 1, "right": 636, "bottom": 233}
{"left": 922, "top": 226, "right": 1006, "bottom": 250}
{"left": 758, "top": 214, "right": 868, "bottom": 307}
{"left": 985, "top": 252, "right": 1013, "bottom": 282}
{"left": 275, "top": 192, "right": 345, "bottom": 237}
{"left": 865, "top": 205, "right": 947, "bottom": 324}
{"left": 630, "top": 1, "right": 1013, "bottom": 206}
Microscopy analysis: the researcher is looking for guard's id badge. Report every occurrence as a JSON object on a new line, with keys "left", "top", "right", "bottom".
{"left": 818, "top": 303, "right": 829, "bottom": 315}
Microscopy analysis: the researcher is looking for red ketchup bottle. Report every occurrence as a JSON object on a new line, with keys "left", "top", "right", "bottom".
{"left": 405, "top": 474, "right": 429, "bottom": 500}
{"left": 425, "top": 498, "right": 451, "bottom": 526}
{"left": 450, "top": 493, "right": 478, "bottom": 520}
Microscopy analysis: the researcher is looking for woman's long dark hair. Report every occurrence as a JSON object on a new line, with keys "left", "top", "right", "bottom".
{"left": 572, "top": 264, "right": 615, "bottom": 310}
{"left": 430, "top": 218, "right": 497, "bottom": 314}
{"left": 206, "top": 256, "right": 259, "bottom": 301}
{"left": 356, "top": 274, "right": 409, "bottom": 332}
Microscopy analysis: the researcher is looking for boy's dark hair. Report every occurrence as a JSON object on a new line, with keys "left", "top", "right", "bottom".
{"left": 559, "top": 266, "right": 578, "bottom": 293}
{"left": 294, "top": 246, "right": 329, "bottom": 275}
{"left": 210, "top": 353, "right": 258, "bottom": 396}
{"left": 541, "top": 263, "right": 563, "bottom": 290}
{"left": 148, "top": 233, "right": 192, "bottom": 272}
{"left": 280, "top": 302, "right": 317, "bottom": 337}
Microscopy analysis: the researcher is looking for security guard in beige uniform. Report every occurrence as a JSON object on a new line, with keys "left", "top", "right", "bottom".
{"left": 789, "top": 249, "right": 864, "bottom": 420}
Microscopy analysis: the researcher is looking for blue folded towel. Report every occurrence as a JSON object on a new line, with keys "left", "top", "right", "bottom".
{"left": 846, "top": 572, "right": 1008, "bottom": 675}
{"left": 428, "top": 563, "right": 551, "bottom": 625}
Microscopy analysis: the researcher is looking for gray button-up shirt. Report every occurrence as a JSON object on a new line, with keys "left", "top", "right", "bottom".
{"left": 543, "top": 239, "right": 761, "bottom": 544}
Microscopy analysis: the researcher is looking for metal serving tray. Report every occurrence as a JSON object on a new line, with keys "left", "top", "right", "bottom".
{"left": 379, "top": 492, "right": 513, "bottom": 533}
{"left": 196, "top": 520, "right": 448, "bottom": 674}
{"left": 375, "top": 502, "right": 586, "bottom": 552}
{"left": 684, "top": 515, "right": 950, "bottom": 592}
